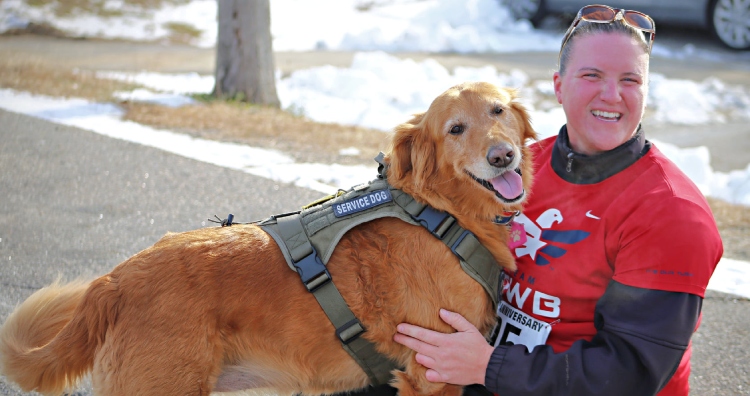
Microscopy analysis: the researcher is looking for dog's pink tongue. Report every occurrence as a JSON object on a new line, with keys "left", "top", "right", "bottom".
{"left": 490, "top": 170, "right": 523, "bottom": 200}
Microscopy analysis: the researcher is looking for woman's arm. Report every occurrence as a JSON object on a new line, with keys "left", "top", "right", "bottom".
{"left": 393, "top": 308, "right": 495, "bottom": 385}
{"left": 395, "top": 281, "right": 702, "bottom": 395}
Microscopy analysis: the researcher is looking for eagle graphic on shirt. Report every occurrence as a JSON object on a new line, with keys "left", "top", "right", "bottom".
{"left": 513, "top": 209, "right": 590, "bottom": 265}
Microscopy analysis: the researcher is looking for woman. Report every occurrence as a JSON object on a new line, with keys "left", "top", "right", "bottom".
{"left": 393, "top": 4, "right": 723, "bottom": 395}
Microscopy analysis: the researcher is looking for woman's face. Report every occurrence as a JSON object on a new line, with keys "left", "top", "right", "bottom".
{"left": 553, "top": 32, "right": 649, "bottom": 156}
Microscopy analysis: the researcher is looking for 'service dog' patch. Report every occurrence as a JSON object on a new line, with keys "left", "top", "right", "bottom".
{"left": 333, "top": 189, "right": 393, "bottom": 218}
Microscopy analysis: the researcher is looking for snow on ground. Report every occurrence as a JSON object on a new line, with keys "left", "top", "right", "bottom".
{"left": 1, "top": 86, "right": 748, "bottom": 298}
{"left": 0, "top": 0, "right": 555, "bottom": 52}
{"left": 1, "top": 0, "right": 748, "bottom": 64}
{"left": 0, "top": 0, "right": 748, "bottom": 296}
{"left": 92, "top": 51, "right": 750, "bottom": 207}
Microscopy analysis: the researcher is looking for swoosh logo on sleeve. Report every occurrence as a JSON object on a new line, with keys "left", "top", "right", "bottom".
{"left": 585, "top": 210, "right": 601, "bottom": 220}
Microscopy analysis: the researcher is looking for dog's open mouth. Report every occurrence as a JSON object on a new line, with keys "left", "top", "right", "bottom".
{"left": 467, "top": 168, "right": 525, "bottom": 203}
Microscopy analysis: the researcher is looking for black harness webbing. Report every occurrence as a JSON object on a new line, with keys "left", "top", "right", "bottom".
{"left": 257, "top": 154, "right": 502, "bottom": 385}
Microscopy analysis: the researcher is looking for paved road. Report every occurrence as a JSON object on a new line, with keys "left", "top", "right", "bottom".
{"left": 0, "top": 109, "right": 748, "bottom": 395}
{"left": 0, "top": 109, "right": 323, "bottom": 395}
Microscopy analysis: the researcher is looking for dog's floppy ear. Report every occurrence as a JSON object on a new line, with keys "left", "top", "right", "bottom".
{"left": 409, "top": 118, "right": 438, "bottom": 189}
{"left": 388, "top": 112, "right": 437, "bottom": 188}
{"left": 389, "top": 112, "right": 424, "bottom": 180}
{"left": 510, "top": 101, "right": 538, "bottom": 143}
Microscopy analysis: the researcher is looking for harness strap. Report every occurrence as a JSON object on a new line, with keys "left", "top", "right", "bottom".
{"left": 277, "top": 215, "right": 331, "bottom": 291}
{"left": 378, "top": 153, "right": 500, "bottom": 307}
{"left": 276, "top": 214, "right": 396, "bottom": 385}
{"left": 260, "top": 157, "right": 501, "bottom": 385}
{"left": 390, "top": 190, "right": 501, "bottom": 307}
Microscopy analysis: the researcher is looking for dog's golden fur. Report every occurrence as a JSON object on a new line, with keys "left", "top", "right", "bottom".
{"left": 0, "top": 82, "right": 536, "bottom": 396}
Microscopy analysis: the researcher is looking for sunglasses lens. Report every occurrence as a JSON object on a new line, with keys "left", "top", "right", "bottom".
{"left": 580, "top": 6, "right": 616, "bottom": 21}
{"left": 623, "top": 12, "right": 654, "bottom": 31}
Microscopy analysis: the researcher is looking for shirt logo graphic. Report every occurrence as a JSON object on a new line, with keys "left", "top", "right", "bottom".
{"left": 514, "top": 209, "right": 590, "bottom": 265}
{"left": 585, "top": 210, "right": 601, "bottom": 220}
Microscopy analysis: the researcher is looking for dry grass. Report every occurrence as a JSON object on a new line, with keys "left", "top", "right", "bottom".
{"left": 13, "top": 0, "right": 203, "bottom": 45}
{"left": 0, "top": 56, "right": 391, "bottom": 165}
{"left": 26, "top": 0, "right": 191, "bottom": 17}
{"left": 0, "top": 57, "right": 137, "bottom": 101}
{"left": 121, "top": 100, "right": 392, "bottom": 165}
{"left": 163, "top": 21, "right": 203, "bottom": 45}
{"left": 0, "top": 53, "right": 747, "bottom": 261}
{"left": 707, "top": 197, "right": 750, "bottom": 261}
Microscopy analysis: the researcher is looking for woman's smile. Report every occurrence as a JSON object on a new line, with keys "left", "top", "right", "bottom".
{"left": 591, "top": 109, "right": 622, "bottom": 121}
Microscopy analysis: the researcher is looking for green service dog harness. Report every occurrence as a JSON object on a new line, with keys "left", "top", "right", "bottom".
{"left": 256, "top": 155, "right": 502, "bottom": 385}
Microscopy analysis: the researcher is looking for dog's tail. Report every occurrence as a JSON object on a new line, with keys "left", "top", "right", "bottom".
{"left": 0, "top": 277, "right": 118, "bottom": 394}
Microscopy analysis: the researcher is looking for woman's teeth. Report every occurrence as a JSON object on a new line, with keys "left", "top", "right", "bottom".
{"left": 592, "top": 110, "right": 621, "bottom": 121}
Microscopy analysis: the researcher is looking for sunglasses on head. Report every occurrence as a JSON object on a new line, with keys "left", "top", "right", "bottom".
{"left": 559, "top": 4, "right": 656, "bottom": 63}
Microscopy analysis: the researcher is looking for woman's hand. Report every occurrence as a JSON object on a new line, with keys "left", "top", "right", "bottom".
{"left": 393, "top": 309, "right": 495, "bottom": 385}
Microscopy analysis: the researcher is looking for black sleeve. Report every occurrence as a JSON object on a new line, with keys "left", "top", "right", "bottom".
{"left": 331, "top": 384, "right": 398, "bottom": 396}
{"left": 328, "top": 382, "right": 494, "bottom": 396}
{"left": 484, "top": 280, "right": 702, "bottom": 395}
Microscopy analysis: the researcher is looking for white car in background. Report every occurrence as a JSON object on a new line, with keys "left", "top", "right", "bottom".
{"left": 502, "top": 0, "right": 750, "bottom": 50}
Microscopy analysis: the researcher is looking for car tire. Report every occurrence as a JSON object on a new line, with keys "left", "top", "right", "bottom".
{"left": 708, "top": 0, "right": 750, "bottom": 50}
{"left": 502, "top": 0, "right": 547, "bottom": 27}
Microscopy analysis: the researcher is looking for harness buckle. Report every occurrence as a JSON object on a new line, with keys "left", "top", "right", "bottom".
{"left": 336, "top": 318, "right": 366, "bottom": 344}
{"left": 293, "top": 247, "right": 331, "bottom": 292}
{"left": 450, "top": 229, "right": 473, "bottom": 260}
{"left": 413, "top": 205, "right": 454, "bottom": 238}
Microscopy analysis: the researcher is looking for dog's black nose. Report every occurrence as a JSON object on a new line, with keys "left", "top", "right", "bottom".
{"left": 487, "top": 143, "right": 515, "bottom": 168}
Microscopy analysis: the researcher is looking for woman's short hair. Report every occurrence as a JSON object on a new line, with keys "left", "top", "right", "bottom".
{"left": 558, "top": 20, "right": 651, "bottom": 75}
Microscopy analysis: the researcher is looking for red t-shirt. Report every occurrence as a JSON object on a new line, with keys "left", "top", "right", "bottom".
{"left": 503, "top": 136, "right": 722, "bottom": 395}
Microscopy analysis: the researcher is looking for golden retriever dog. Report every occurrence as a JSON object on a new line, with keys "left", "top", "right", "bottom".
{"left": 0, "top": 82, "right": 536, "bottom": 396}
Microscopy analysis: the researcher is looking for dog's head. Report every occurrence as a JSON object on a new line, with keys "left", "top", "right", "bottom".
{"left": 385, "top": 82, "right": 537, "bottom": 219}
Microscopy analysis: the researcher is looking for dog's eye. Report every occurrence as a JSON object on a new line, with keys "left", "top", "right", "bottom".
{"left": 493, "top": 106, "right": 504, "bottom": 115}
{"left": 449, "top": 125, "right": 464, "bottom": 135}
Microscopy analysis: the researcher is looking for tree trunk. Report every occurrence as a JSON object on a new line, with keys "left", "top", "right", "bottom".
{"left": 214, "top": 0, "right": 280, "bottom": 107}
